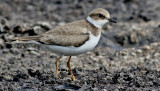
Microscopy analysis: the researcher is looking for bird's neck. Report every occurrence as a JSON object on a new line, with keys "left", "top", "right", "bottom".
{"left": 87, "top": 16, "right": 105, "bottom": 29}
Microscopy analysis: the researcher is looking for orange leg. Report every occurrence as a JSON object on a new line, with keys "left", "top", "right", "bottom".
{"left": 67, "top": 56, "right": 76, "bottom": 81}
{"left": 55, "top": 56, "right": 62, "bottom": 78}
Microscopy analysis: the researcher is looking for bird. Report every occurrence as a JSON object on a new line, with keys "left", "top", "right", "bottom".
{"left": 15, "top": 8, "right": 117, "bottom": 81}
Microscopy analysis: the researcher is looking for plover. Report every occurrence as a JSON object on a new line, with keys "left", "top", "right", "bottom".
{"left": 16, "top": 8, "right": 116, "bottom": 81}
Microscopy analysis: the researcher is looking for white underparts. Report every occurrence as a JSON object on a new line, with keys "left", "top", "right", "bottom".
{"left": 46, "top": 32, "right": 101, "bottom": 56}
{"left": 87, "top": 16, "right": 108, "bottom": 28}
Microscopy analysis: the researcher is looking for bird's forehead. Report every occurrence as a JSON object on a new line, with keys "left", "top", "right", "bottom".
{"left": 90, "top": 8, "right": 110, "bottom": 18}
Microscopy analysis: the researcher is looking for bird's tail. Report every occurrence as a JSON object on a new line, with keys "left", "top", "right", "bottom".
{"left": 9, "top": 36, "right": 40, "bottom": 44}
{"left": 16, "top": 36, "right": 40, "bottom": 41}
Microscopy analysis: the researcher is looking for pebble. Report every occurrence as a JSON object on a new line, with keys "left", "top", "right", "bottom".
{"left": 30, "top": 51, "right": 40, "bottom": 56}
{"left": 142, "top": 45, "right": 150, "bottom": 50}
{"left": 102, "top": 89, "right": 107, "bottom": 91}
{"left": 145, "top": 55, "right": 151, "bottom": 60}
{"left": 130, "top": 32, "right": 137, "bottom": 43}
{"left": 1, "top": 18, "right": 8, "bottom": 26}
{"left": 120, "top": 51, "right": 127, "bottom": 56}
{"left": 136, "top": 49, "right": 142, "bottom": 53}
{"left": 58, "top": 22, "right": 66, "bottom": 26}
{"left": 5, "top": 75, "right": 12, "bottom": 80}
{"left": 153, "top": 53, "right": 160, "bottom": 57}
{"left": 0, "top": 38, "right": 4, "bottom": 45}
{"left": 151, "top": 42, "right": 159, "bottom": 47}
{"left": 27, "top": 47, "right": 37, "bottom": 51}
{"left": 0, "top": 24, "right": 3, "bottom": 32}
{"left": 37, "top": 21, "right": 52, "bottom": 29}
{"left": 33, "top": 26, "right": 41, "bottom": 31}
{"left": 130, "top": 52, "right": 136, "bottom": 57}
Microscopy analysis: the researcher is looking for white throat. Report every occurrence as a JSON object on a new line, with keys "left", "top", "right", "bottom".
{"left": 87, "top": 16, "right": 108, "bottom": 28}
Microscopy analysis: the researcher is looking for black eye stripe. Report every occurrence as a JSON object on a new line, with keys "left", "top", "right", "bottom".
{"left": 98, "top": 14, "right": 105, "bottom": 19}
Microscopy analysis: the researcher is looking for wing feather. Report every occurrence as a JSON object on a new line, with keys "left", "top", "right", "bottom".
{"left": 39, "top": 21, "right": 90, "bottom": 47}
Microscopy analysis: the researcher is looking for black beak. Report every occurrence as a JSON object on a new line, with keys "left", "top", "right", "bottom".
{"left": 108, "top": 18, "right": 117, "bottom": 23}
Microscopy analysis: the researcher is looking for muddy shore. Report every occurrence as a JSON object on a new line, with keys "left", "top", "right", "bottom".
{"left": 0, "top": 0, "right": 160, "bottom": 90}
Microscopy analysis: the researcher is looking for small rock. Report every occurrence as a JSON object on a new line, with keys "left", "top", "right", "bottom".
{"left": 151, "top": 42, "right": 158, "bottom": 47}
{"left": 27, "top": 47, "right": 37, "bottom": 51}
{"left": 58, "top": 22, "right": 66, "bottom": 26}
{"left": 129, "top": 32, "right": 137, "bottom": 44}
{"left": 13, "top": 24, "right": 31, "bottom": 33}
{"left": 142, "top": 45, "right": 150, "bottom": 50}
{"left": 114, "top": 32, "right": 127, "bottom": 46}
{"left": 153, "top": 53, "right": 160, "bottom": 57}
{"left": 145, "top": 55, "right": 151, "bottom": 60}
{"left": 37, "top": 21, "right": 52, "bottom": 30}
{"left": 92, "top": 87, "right": 98, "bottom": 91}
{"left": 0, "top": 38, "right": 4, "bottom": 45}
{"left": 136, "top": 49, "right": 142, "bottom": 53}
{"left": 1, "top": 18, "right": 8, "bottom": 26}
{"left": 17, "top": 86, "right": 37, "bottom": 91}
{"left": 90, "top": 56, "right": 99, "bottom": 62}
{"left": 120, "top": 51, "right": 127, "bottom": 56}
{"left": 4, "top": 75, "right": 12, "bottom": 80}
{"left": 30, "top": 51, "right": 40, "bottom": 56}
{"left": 33, "top": 26, "right": 41, "bottom": 31}
{"left": 50, "top": 53, "right": 56, "bottom": 58}
{"left": 7, "top": 35, "right": 15, "bottom": 41}
{"left": 130, "top": 52, "right": 136, "bottom": 57}
{"left": 138, "top": 13, "right": 151, "bottom": 22}
{"left": 0, "top": 24, "right": 3, "bottom": 32}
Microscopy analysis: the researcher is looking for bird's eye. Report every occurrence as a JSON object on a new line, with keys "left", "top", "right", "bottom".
{"left": 98, "top": 14, "right": 105, "bottom": 19}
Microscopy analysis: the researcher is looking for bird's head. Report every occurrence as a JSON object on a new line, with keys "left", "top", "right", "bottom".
{"left": 87, "top": 8, "right": 117, "bottom": 28}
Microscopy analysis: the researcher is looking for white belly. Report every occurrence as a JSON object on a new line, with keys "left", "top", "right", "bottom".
{"left": 46, "top": 32, "right": 101, "bottom": 56}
